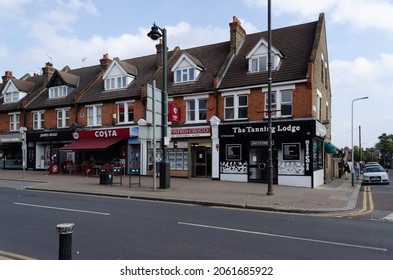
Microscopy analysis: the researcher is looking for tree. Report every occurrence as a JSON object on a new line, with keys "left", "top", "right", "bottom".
{"left": 375, "top": 133, "right": 393, "bottom": 167}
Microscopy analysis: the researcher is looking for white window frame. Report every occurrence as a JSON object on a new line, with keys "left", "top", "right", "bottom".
{"left": 116, "top": 101, "right": 135, "bottom": 124}
{"left": 175, "top": 67, "right": 196, "bottom": 83}
{"left": 222, "top": 90, "right": 249, "bottom": 120}
{"left": 4, "top": 91, "right": 19, "bottom": 103}
{"left": 33, "top": 111, "right": 45, "bottom": 130}
{"left": 9, "top": 112, "right": 20, "bottom": 131}
{"left": 264, "top": 87, "right": 294, "bottom": 118}
{"left": 184, "top": 95, "right": 208, "bottom": 123}
{"left": 49, "top": 85, "right": 70, "bottom": 99}
{"left": 56, "top": 108, "right": 70, "bottom": 128}
{"left": 105, "top": 75, "right": 128, "bottom": 90}
{"left": 86, "top": 104, "right": 102, "bottom": 127}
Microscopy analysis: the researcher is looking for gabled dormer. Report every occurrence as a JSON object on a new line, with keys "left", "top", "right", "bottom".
{"left": 171, "top": 52, "right": 205, "bottom": 84}
{"left": 102, "top": 57, "right": 137, "bottom": 91}
{"left": 2, "top": 78, "right": 34, "bottom": 104}
{"left": 47, "top": 70, "right": 79, "bottom": 99}
{"left": 246, "top": 38, "right": 283, "bottom": 73}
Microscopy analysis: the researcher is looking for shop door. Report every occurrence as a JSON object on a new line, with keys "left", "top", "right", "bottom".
{"left": 27, "top": 147, "right": 35, "bottom": 169}
{"left": 192, "top": 147, "right": 212, "bottom": 178}
{"left": 248, "top": 147, "right": 277, "bottom": 183}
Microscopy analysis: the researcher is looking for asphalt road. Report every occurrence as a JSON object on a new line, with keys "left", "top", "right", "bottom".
{"left": 1, "top": 180, "right": 393, "bottom": 260}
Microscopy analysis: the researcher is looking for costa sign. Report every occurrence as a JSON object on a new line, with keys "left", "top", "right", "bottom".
{"left": 77, "top": 128, "right": 130, "bottom": 140}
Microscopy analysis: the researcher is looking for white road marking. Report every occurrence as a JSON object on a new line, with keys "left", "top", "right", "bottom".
{"left": 178, "top": 222, "right": 388, "bottom": 252}
{"left": 13, "top": 202, "right": 110, "bottom": 216}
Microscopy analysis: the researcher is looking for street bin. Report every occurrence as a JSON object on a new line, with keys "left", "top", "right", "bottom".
{"left": 99, "top": 168, "right": 112, "bottom": 185}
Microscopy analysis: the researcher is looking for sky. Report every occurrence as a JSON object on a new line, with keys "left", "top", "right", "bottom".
{"left": 0, "top": 0, "right": 392, "bottom": 149}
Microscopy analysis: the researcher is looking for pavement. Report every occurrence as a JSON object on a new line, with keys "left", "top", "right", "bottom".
{"left": 0, "top": 169, "right": 361, "bottom": 213}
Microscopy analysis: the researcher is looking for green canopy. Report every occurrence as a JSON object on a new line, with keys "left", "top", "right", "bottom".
{"left": 324, "top": 142, "right": 337, "bottom": 154}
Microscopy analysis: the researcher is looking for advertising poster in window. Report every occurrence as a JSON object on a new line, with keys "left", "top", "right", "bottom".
{"left": 278, "top": 143, "right": 305, "bottom": 175}
{"left": 226, "top": 144, "right": 241, "bottom": 161}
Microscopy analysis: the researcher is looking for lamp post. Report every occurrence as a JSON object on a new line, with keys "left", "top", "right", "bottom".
{"left": 147, "top": 23, "right": 170, "bottom": 189}
{"left": 266, "top": 0, "right": 274, "bottom": 195}
{"left": 351, "top": 96, "right": 368, "bottom": 186}
{"left": 19, "top": 127, "right": 27, "bottom": 179}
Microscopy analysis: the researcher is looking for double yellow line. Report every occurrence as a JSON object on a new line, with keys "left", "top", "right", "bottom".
{"left": 323, "top": 185, "right": 374, "bottom": 218}
{"left": 0, "top": 249, "right": 34, "bottom": 260}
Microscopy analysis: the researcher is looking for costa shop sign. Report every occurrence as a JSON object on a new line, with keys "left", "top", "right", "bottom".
{"left": 75, "top": 128, "right": 130, "bottom": 140}
{"left": 171, "top": 126, "right": 211, "bottom": 138}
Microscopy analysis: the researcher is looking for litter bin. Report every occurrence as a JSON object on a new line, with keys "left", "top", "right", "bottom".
{"left": 99, "top": 168, "right": 112, "bottom": 185}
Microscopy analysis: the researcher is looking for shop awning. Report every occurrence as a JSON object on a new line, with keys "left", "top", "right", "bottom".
{"left": 324, "top": 141, "right": 337, "bottom": 154}
{"left": 59, "top": 138, "right": 122, "bottom": 151}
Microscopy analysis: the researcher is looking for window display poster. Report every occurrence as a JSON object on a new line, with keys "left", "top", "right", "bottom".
{"left": 226, "top": 144, "right": 241, "bottom": 161}
{"left": 282, "top": 143, "right": 300, "bottom": 161}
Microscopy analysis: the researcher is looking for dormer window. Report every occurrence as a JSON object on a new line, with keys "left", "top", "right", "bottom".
{"left": 246, "top": 38, "right": 282, "bottom": 73}
{"left": 104, "top": 75, "right": 128, "bottom": 90}
{"left": 175, "top": 67, "right": 195, "bottom": 83}
{"left": 171, "top": 53, "right": 204, "bottom": 84}
{"left": 49, "top": 85, "right": 71, "bottom": 99}
{"left": 102, "top": 58, "right": 137, "bottom": 91}
{"left": 4, "top": 92, "right": 19, "bottom": 103}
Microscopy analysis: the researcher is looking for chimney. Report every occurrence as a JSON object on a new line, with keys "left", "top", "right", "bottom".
{"left": 2, "top": 71, "right": 14, "bottom": 85}
{"left": 42, "top": 62, "right": 55, "bottom": 86}
{"left": 155, "top": 39, "right": 163, "bottom": 69}
{"left": 100, "top": 53, "right": 112, "bottom": 70}
{"left": 229, "top": 16, "right": 246, "bottom": 53}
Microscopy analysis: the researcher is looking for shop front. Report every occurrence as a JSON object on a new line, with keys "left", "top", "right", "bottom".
{"left": 58, "top": 127, "right": 131, "bottom": 175}
{"left": 26, "top": 130, "right": 75, "bottom": 171}
{"left": 0, "top": 133, "right": 23, "bottom": 169}
{"left": 219, "top": 119, "right": 326, "bottom": 188}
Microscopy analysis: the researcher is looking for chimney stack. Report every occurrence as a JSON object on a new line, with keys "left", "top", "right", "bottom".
{"left": 100, "top": 53, "right": 112, "bottom": 70}
{"left": 155, "top": 39, "right": 163, "bottom": 69}
{"left": 229, "top": 16, "right": 246, "bottom": 53}
{"left": 2, "top": 71, "right": 14, "bottom": 85}
{"left": 42, "top": 62, "right": 55, "bottom": 86}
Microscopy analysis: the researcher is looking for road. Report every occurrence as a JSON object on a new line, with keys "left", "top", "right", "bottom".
{"left": 1, "top": 180, "right": 393, "bottom": 260}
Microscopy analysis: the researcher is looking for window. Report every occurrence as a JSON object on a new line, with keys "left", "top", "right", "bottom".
{"left": 265, "top": 88, "right": 292, "bottom": 118}
{"left": 4, "top": 92, "right": 19, "bottom": 103}
{"left": 87, "top": 105, "right": 102, "bottom": 126}
{"left": 117, "top": 101, "right": 134, "bottom": 124}
{"left": 250, "top": 55, "right": 275, "bottom": 73}
{"left": 56, "top": 108, "right": 70, "bottom": 128}
{"left": 105, "top": 76, "right": 128, "bottom": 90}
{"left": 175, "top": 68, "right": 195, "bottom": 83}
{"left": 33, "top": 111, "right": 45, "bottom": 130}
{"left": 185, "top": 97, "right": 207, "bottom": 123}
{"left": 49, "top": 86, "right": 71, "bottom": 99}
{"left": 9, "top": 113, "right": 20, "bottom": 131}
{"left": 224, "top": 93, "right": 248, "bottom": 120}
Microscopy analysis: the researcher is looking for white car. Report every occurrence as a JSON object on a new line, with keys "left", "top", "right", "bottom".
{"left": 364, "top": 162, "right": 381, "bottom": 168}
{"left": 362, "top": 166, "right": 389, "bottom": 185}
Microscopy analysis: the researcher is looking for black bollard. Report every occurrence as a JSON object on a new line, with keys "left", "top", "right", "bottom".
{"left": 56, "top": 223, "right": 75, "bottom": 260}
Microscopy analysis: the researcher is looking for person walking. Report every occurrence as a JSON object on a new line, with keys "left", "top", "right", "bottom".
{"left": 344, "top": 162, "right": 351, "bottom": 180}
{"left": 354, "top": 162, "right": 360, "bottom": 180}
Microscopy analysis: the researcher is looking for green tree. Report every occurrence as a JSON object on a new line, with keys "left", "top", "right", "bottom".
{"left": 375, "top": 133, "right": 393, "bottom": 167}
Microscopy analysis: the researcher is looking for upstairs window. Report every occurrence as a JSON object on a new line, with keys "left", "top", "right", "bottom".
{"left": 184, "top": 96, "right": 207, "bottom": 123}
{"left": 246, "top": 39, "right": 282, "bottom": 73}
{"left": 49, "top": 85, "right": 71, "bottom": 99}
{"left": 105, "top": 76, "right": 129, "bottom": 90}
{"left": 4, "top": 92, "right": 19, "bottom": 103}
{"left": 117, "top": 101, "right": 134, "bottom": 124}
{"left": 87, "top": 105, "right": 102, "bottom": 127}
{"left": 175, "top": 68, "right": 195, "bottom": 83}
{"left": 250, "top": 55, "right": 275, "bottom": 72}
{"left": 9, "top": 112, "right": 20, "bottom": 131}
{"left": 265, "top": 88, "right": 293, "bottom": 118}
{"left": 33, "top": 111, "right": 45, "bottom": 130}
{"left": 56, "top": 108, "right": 70, "bottom": 128}
{"left": 223, "top": 91, "right": 249, "bottom": 120}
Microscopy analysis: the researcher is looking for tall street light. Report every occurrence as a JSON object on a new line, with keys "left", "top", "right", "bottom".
{"left": 266, "top": 0, "right": 274, "bottom": 195}
{"left": 147, "top": 23, "right": 170, "bottom": 189}
{"left": 351, "top": 96, "right": 368, "bottom": 186}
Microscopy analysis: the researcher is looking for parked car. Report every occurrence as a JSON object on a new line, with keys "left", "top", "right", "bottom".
{"left": 362, "top": 165, "right": 389, "bottom": 185}
{"left": 364, "top": 162, "right": 381, "bottom": 168}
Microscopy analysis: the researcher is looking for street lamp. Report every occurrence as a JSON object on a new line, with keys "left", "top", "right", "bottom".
{"left": 19, "top": 126, "right": 27, "bottom": 179}
{"left": 147, "top": 23, "right": 170, "bottom": 189}
{"left": 351, "top": 96, "right": 368, "bottom": 186}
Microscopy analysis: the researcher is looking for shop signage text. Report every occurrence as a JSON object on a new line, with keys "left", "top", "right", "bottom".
{"left": 171, "top": 126, "right": 211, "bottom": 138}
{"left": 232, "top": 124, "right": 301, "bottom": 134}
{"left": 77, "top": 128, "right": 130, "bottom": 140}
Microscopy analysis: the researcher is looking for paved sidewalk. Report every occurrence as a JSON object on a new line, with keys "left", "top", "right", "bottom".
{"left": 0, "top": 169, "right": 361, "bottom": 213}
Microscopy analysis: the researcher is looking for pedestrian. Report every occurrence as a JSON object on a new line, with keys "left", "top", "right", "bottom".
{"left": 344, "top": 162, "right": 351, "bottom": 179}
{"left": 155, "top": 154, "right": 161, "bottom": 177}
{"left": 354, "top": 162, "right": 360, "bottom": 180}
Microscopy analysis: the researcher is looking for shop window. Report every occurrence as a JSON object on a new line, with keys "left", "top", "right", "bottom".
{"left": 313, "top": 139, "right": 323, "bottom": 170}
{"left": 278, "top": 143, "right": 305, "bottom": 175}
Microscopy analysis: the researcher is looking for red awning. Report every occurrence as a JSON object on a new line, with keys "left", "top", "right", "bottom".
{"left": 59, "top": 138, "right": 122, "bottom": 151}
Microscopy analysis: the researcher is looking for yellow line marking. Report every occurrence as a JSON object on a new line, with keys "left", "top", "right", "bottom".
{"left": 0, "top": 249, "right": 35, "bottom": 260}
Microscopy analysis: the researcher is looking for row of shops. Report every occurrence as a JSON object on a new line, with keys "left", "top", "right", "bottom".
{"left": 0, "top": 118, "right": 333, "bottom": 187}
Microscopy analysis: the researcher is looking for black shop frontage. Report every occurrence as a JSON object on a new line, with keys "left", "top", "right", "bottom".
{"left": 219, "top": 119, "right": 327, "bottom": 188}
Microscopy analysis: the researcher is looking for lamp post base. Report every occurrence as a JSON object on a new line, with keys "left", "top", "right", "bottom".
{"left": 159, "top": 161, "right": 170, "bottom": 189}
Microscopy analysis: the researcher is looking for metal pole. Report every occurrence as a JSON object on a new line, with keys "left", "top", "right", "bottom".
{"left": 160, "top": 28, "right": 170, "bottom": 189}
{"left": 266, "top": 0, "right": 274, "bottom": 195}
{"left": 351, "top": 97, "right": 368, "bottom": 186}
{"left": 57, "top": 223, "right": 75, "bottom": 260}
{"left": 153, "top": 80, "right": 157, "bottom": 192}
